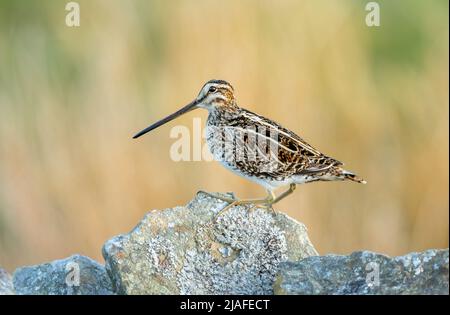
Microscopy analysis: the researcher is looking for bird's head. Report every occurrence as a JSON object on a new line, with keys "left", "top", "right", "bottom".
{"left": 195, "top": 80, "right": 235, "bottom": 110}
{"left": 133, "top": 79, "right": 236, "bottom": 139}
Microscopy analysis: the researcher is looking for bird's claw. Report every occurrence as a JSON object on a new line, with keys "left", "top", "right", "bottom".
{"left": 197, "top": 190, "right": 237, "bottom": 204}
{"left": 248, "top": 202, "right": 276, "bottom": 215}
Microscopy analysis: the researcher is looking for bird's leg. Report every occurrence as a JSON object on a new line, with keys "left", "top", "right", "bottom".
{"left": 214, "top": 191, "right": 275, "bottom": 220}
{"left": 248, "top": 184, "right": 297, "bottom": 214}
{"left": 214, "top": 184, "right": 297, "bottom": 221}
{"left": 196, "top": 190, "right": 236, "bottom": 203}
{"left": 248, "top": 190, "right": 276, "bottom": 213}
{"left": 269, "top": 184, "right": 297, "bottom": 205}
{"left": 250, "top": 184, "right": 297, "bottom": 214}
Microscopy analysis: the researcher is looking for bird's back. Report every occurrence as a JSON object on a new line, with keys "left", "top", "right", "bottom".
{"left": 205, "top": 106, "right": 363, "bottom": 188}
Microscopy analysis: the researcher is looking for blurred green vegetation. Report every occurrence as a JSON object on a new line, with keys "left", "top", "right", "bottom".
{"left": 0, "top": 0, "right": 448, "bottom": 271}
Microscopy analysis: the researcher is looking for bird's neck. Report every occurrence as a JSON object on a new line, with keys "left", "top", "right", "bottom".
{"left": 207, "top": 102, "right": 240, "bottom": 126}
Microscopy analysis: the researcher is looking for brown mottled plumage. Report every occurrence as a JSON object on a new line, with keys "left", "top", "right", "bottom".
{"left": 133, "top": 80, "right": 365, "bottom": 212}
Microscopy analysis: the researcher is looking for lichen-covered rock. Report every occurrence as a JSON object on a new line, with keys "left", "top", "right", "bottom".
{"left": 13, "top": 255, "right": 114, "bottom": 295}
{"left": 274, "top": 249, "right": 449, "bottom": 295}
{"left": 102, "top": 191, "right": 318, "bottom": 295}
{"left": 0, "top": 267, "right": 14, "bottom": 295}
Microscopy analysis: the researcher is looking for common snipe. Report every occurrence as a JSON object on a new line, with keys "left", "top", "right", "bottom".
{"left": 133, "top": 80, "right": 365, "bottom": 214}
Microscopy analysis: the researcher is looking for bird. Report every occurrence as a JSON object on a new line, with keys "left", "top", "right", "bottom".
{"left": 133, "top": 79, "right": 366, "bottom": 215}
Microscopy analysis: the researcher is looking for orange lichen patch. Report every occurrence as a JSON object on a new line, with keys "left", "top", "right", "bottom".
{"left": 115, "top": 251, "right": 126, "bottom": 260}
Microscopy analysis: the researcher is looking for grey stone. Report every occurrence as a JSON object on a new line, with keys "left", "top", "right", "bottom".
{"left": 102, "top": 191, "right": 318, "bottom": 295}
{"left": 274, "top": 249, "right": 449, "bottom": 295}
{"left": 13, "top": 255, "right": 114, "bottom": 295}
{"left": 0, "top": 267, "right": 14, "bottom": 295}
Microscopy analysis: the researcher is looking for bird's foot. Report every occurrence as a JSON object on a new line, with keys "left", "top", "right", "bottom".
{"left": 214, "top": 196, "right": 274, "bottom": 222}
{"left": 196, "top": 190, "right": 237, "bottom": 203}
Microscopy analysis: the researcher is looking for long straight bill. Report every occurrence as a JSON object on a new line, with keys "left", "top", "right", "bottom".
{"left": 133, "top": 100, "right": 198, "bottom": 139}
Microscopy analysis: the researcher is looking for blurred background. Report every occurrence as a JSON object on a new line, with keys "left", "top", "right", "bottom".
{"left": 0, "top": 0, "right": 448, "bottom": 271}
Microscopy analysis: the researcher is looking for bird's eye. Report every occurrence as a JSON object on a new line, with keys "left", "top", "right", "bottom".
{"left": 209, "top": 87, "right": 217, "bottom": 93}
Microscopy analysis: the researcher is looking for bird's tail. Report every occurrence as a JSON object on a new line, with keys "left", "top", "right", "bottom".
{"left": 337, "top": 167, "right": 367, "bottom": 184}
